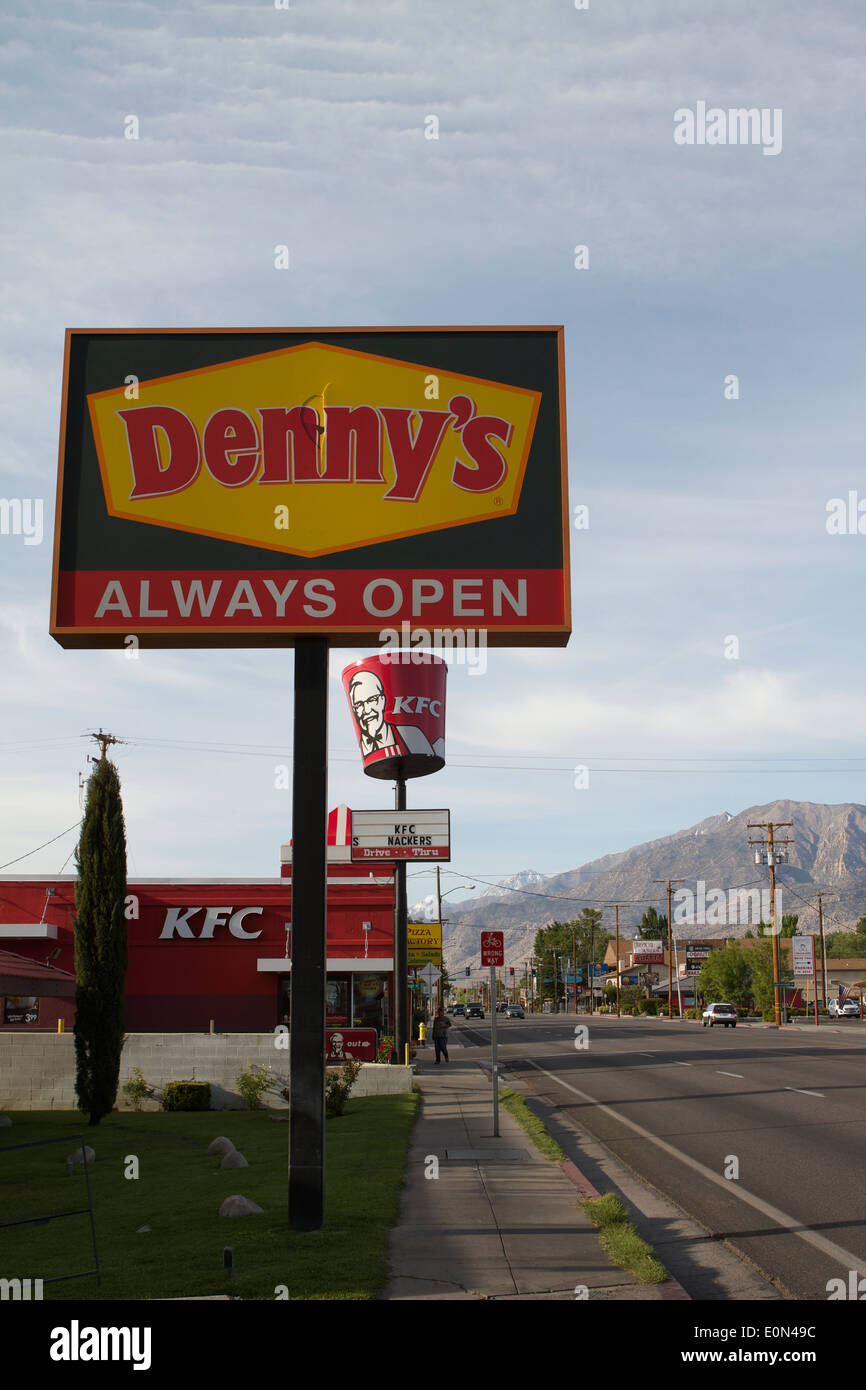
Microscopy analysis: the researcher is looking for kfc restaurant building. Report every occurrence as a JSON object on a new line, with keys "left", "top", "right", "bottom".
{"left": 0, "top": 806, "right": 396, "bottom": 1036}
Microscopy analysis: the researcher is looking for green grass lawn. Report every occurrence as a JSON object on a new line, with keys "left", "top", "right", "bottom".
{"left": 0, "top": 1093, "right": 419, "bottom": 1301}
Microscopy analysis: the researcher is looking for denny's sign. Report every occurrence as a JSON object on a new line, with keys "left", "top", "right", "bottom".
{"left": 51, "top": 328, "right": 569, "bottom": 648}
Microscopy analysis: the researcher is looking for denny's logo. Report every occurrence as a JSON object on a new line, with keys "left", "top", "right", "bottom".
{"left": 88, "top": 342, "right": 541, "bottom": 556}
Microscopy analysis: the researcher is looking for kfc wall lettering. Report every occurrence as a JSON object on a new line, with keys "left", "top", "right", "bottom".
{"left": 158, "top": 906, "right": 264, "bottom": 940}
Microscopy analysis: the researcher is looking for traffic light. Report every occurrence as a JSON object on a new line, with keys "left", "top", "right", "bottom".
{"left": 465, "top": 967, "right": 470, "bottom": 977}
{"left": 509, "top": 967, "right": 514, "bottom": 976}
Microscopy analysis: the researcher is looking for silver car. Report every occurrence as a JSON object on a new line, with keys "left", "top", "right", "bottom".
{"left": 702, "top": 1002, "right": 737, "bottom": 1028}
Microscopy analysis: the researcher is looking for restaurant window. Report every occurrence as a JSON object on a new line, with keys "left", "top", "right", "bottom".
{"left": 352, "top": 973, "right": 389, "bottom": 1033}
{"left": 4, "top": 996, "right": 39, "bottom": 1025}
{"left": 325, "top": 976, "right": 350, "bottom": 1027}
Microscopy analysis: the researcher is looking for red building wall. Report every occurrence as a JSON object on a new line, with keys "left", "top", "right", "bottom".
{"left": 0, "top": 865, "right": 396, "bottom": 1032}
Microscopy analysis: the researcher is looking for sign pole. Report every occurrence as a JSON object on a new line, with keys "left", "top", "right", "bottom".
{"left": 394, "top": 777, "right": 409, "bottom": 1064}
{"left": 490, "top": 963, "right": 500, "bottom": 1138}
{"left": 289, "top": 637, "right": 329, "bottom": 1231}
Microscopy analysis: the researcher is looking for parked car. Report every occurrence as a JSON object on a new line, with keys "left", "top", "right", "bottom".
{"left": 828, "top": 998, "right": 860, "bottom": 1018}
{"left": 453, "top": 1004, "right": 465, "bottom": 1016}
{"left": 702, "top": 1002, "right": 737, "bottom": 1028}
{"left": 504, "top": 1004, "right": 525, "bottom": 1018}
{"left": 465, "top": 1003, "right": 485, "bottom": 1019}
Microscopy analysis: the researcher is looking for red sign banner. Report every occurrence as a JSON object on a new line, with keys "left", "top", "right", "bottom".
{"left": 481, "top": 931, "right": 504, "bottom": 967}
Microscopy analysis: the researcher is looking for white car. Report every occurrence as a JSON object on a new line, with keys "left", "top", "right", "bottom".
{"left": 702, "top": 1002, "right": 737, "bottom": 1028}
{"left": 828, "top": 998, "right": 860, "bottom": 1018}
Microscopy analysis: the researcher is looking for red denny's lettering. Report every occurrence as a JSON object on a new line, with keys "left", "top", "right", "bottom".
{"left": 117, "top": 394, "right": 513, "bottom": 502}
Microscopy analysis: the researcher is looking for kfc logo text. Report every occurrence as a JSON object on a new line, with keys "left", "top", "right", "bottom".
{"left": 158, "top": 907, "right": 264, "bottom": 940}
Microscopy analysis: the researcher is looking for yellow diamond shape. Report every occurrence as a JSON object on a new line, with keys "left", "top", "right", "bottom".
{"left": 88, "top": 342, "right": 540, "bottom": 557}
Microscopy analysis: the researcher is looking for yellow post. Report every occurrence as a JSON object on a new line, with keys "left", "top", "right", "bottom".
{"left": 57, "top": 1018, "right": 65, "bottom": 1033}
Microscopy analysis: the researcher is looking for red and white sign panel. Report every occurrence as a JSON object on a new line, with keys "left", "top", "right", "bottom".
{"left": 350, "top": 809, "right": 451, "bottom": 861}
{"left": 633, "top": 939, "right": 664, "bottom": 964}
{"left": 481, "top": 931, "right": 504, "bottom": 967}
{"left": 792, "top": 936, "right": 815, "bottom": 978}
{"left": 343, "top": 653, "right": 446, "bottom": 780}
{"left": 326, "top": 1028, "right": 377, "bottom": 1062}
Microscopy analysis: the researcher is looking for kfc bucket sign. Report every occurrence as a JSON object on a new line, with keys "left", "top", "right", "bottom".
{"left": 342, "top": 653, "right": 446, "bottom": 779}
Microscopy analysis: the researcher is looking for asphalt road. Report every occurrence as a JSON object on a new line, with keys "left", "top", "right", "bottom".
{"left": 453, "top": 1013, "right": 866, "bottom": 1299}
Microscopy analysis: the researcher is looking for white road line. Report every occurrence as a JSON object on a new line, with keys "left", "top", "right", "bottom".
{"left": 521, "top": 1057, "right": 866, "bottom": 1280}
{"left": 785, "top": 1086, "right": 825, "bottom": 1098}
{"left": 717, "top": 1071, "right": 744, "bottom": 1078}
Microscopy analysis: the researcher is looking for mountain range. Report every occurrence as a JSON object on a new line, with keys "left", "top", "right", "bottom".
{"left": 427, "top": 800, "right": 866, "bottom": 974}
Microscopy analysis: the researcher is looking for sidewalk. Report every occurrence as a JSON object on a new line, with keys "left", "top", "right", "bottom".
{"left": 382, "top": 1040, "right": 688, "bottom": 1301}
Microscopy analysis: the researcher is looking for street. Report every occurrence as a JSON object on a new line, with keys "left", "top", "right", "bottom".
{"left": 453, "top": 1013, "right": 866, "bottom": 1299}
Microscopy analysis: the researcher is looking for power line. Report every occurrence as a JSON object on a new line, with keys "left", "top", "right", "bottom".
{"left": 0, "top": 821, "right": 82, "bottom": 872}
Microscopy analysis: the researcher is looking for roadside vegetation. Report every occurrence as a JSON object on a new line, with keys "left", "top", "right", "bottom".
{"left": 0, "top": 1093, "right": 419, "bottom": 1300}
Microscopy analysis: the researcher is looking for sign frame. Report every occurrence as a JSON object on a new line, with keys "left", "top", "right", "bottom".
{"left": 350, "top": 808, "right": 451, "bottom": 861}
{"left": 51, "top": 325, "right": 570, "bottom": 649}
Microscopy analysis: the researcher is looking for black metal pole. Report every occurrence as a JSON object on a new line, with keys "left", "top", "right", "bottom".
{"left": 394, "top": 777, "right": 408, "bottom": 1064}
{"left": 289, "top": 637, "right": 329, "bottom": 1231}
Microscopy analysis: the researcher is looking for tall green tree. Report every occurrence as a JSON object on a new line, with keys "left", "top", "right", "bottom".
{"left": 637, "top": 906, "right": 668, "bottom": 940}
{"left": 695, "top": 941, "right": 754, "bottom": 1010}
{"left": 74, "top": 755, "right": 129, "bottom": 1125}
{"left": 534, "top": 911, "right": 610, "bottom": 1002}
{"left": 747, "top": 940, "right": 777, "bottom": 1020}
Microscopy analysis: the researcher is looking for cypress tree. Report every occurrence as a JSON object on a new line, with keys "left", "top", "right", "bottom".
{"left": 73, "top": 755, "right": 129, "bottom": 1125}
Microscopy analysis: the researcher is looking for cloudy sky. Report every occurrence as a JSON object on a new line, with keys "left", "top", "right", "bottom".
{"left": 2, "top": 0, "right": 866, "bottom": 915}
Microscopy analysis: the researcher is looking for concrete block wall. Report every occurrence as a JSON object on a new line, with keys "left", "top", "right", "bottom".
{"left": 0, "top": 1033, "right": 412, "bottom": 1110}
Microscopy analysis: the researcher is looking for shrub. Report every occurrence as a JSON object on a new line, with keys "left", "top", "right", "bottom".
{"left": 684, "top": 1007, "right": 701, "bottom": 1020}
{"left": 122, "top": 1067, "right": 155, "bottom": 1112}
{"left": 236, "top": 1063, "right": 275, "bottom": 1110}
{"left": 162, "top": 1080, "right": 211, "bottom": 1112}
{"left": 376, "top": 1034, "right": 395, "bottom": 1064}
{"left": 326, "top": 1057, "right": 361, "bottom": 1117}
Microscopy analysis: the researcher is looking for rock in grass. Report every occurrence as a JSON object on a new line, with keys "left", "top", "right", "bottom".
{"left": 0, "top": 1115, "right": 12, "bottom": 1126}
{"left": 220, "top": 1150, "right": 249, "bottom": 1169}
{"left": 68, "top": 1145, "right": 96, "bottom": 1164}
{"left": 207, "top": 1136, "right": 236, "bottom": 1156}
{"left": 136, "top": 1225, "right": 151, "bottom": 1234}
{"left": 219, "top": 1195, "right": 263, "bottom": 1218}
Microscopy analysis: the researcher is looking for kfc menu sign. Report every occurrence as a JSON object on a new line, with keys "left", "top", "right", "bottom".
{"left": 51, "top": 328, "right": 569, "bottom": 649}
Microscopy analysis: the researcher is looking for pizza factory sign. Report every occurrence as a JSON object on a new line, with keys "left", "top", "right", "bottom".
{"left": 50, "top": 328, "right": 569, "bottom": 648}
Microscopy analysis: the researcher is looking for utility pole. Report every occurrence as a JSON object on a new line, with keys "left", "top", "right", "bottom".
{"left": 748, "top": 821, "right": 793, "bottom": 1027}
{"left": 609, "top": 905, "right": 623, "bottom": 1018}
{"left": 89, "top": 728, "right": 121, "bottom": 761}
{"left": 816, "top": 892, "right": 828, "bottom": 1011}
{"left": 654, "top": 880, "right": 685, "bottom": 1018}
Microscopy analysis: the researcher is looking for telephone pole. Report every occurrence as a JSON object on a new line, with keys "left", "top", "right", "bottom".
{"left": 654, "top": 880, "right": 685, "bottom": 1017}
{"left": 816, "top": 892, "right": 828, "bottom": 1010}
{"left": 748, "top": 820, "right": 793, "bottom": 1027}
{"left": 607, "top": 904, "right": 624, "bottom": 1018}
{"left": 89, "top": 728, "right": 121, "bottom": 761}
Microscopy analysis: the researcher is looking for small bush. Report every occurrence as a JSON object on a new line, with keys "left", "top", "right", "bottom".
{"left": 326, "top": 1058, "right": 361, "bottom": 1117}
{"left": 236, "top": 1063, "right": 276, "bottom": 1110}
{"left": 376, "top": 1034, "right": 395, "bottom": 1064}
{"left": 162, "top": 1081, "right": 211, "bottom": 1112}
{"left": 122, "top": 1067, "right": 156, "bottom": 1111}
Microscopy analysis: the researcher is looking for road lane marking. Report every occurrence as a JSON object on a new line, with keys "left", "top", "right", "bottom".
{"left": 785, "top": 1086, "right": 825, "bottom": 1098}
{"left": 520, "top": 1057, "right": 866, "bottom": 1280}
{"left": 717, "top": 1071, "right": 744, "bottom": 1078}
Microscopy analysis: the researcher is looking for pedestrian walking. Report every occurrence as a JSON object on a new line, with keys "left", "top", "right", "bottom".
{"left": 432, "top": 1009, "right": 451, "bottom": 1064}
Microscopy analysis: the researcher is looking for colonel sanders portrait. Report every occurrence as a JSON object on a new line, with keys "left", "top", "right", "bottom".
{"left": 348, "top": 670, "right": 445, "bottom": 761}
